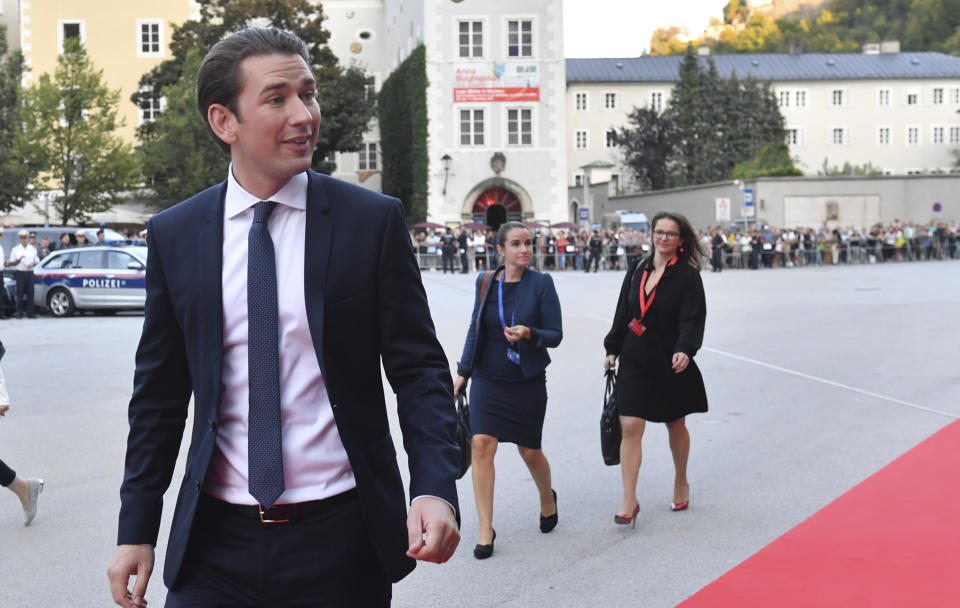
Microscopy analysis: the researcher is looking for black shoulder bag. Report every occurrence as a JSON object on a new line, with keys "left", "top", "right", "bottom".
{"left": 456, "top": 271, "right": 496, "bottom": 479}
{"left": 600, "top": 369, "right": 621, "bottom": 466}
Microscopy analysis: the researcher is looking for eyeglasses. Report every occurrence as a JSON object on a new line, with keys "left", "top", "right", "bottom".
{"left": 653, "top": 229, "right": 680, "bottom": 240}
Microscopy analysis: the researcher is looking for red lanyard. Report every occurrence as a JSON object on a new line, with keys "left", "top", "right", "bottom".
{"left": 638, "top": 256, "right": 677, "bottom": 319}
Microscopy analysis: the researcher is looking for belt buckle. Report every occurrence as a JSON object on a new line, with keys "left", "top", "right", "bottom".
{"left": 258, "top": 504, "right": 289, "bottom": 524}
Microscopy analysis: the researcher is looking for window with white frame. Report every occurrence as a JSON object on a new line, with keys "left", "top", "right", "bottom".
{"left": 605, "top": 129, "right": 617, "bottom": 149}
{"left": 603, "top": 92, "right": 619, "bottom": 110}
{"left": 906, "top": 126, "right": 920, "bottom": 145}
{"left": 58, "top": 20, "right": 85, "bottom": 53}
{"left": 777, "top": 90, "right": 790, "bottom": 107}
{"left": 574, "top": 173, "right": 584, "bottom": 187}
{"left": 831, "top": 89, "right": 847, "bottom": 106}
{"left": 906, "top": 91, "right": 919, "bottom": 106}
{"left": 506, "top": 108, "right": 532, "bottom": 146}
{"left": 137, "top": 20, "right": 163, "bottom": 57}
{"left": 575, "top": 92, "right": 588, "bottom": 111}
{"left": 506, "top": 19, "right": 533, "bottom": 58}
{"left": 364, "top": 76, "right": 377, "bottom": 101}
{"left": 932, "top": 88, "right": 944, "bottom": 105}
{"left": 459, "top": 108, "right": 484, "bottom": 146}
{"left": 457, "top": 20, "right": 483, "bottom": 58}
{"left": 951, "top": 126, "right": 960, "bottom": 144}
{"left": 932, "top": 126, "right": 945, "bottom": 144}
{"left": 575, "top": 129, "right": 588, "bottom": 150}
{"left": 795, "top": 90, "right": 807, "bottom": 107}
{"left": 358, "top": 142, "right": 378, "bottom": 171}
{"left": 138, "top": 88, "right": 163, "bottom": 124}
{"left": 649, "top": 91, "right": 663, "bottom": 112}
{"left": 877, "top": 126, "right": 891, "bottom": 145}
{"left": 951, "top": 88, "right": 960, "bottom": 104}
{"left": 878, "top": 88, "right": 891, "bottom": 107}
{"left": 906, "top": 168, "right": 923, "bottom": 175}
{"left": 785, "top": 128, "right": 799, "bottom": 146}
{"left": 831, "top": 127, "right": 847, "bottom": 145}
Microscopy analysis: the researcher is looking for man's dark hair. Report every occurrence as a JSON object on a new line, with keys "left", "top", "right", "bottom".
{"left": 197, "top": 27, "right": 311, "bottom": 154}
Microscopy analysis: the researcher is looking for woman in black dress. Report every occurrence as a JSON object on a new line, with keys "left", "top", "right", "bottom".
{"left": 455, "top": 222, "right": 563, "bottom": 559}
{"left": 603, "top": 211, "right": 707, "bottom": 527}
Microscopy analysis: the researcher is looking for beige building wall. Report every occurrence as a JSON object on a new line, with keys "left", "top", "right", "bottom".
{"left": 21, "top": 0, "right": 198, "bottom": 145}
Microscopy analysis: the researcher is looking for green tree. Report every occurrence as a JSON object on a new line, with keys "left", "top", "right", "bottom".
{"left": 0, "top": 25, "right": 34, "bottom": 213}
{"left": 613, "top": 107, "right": 676, "bottom": 191}
{"left": 378, "top": 46, "right": 428, "bottom": 220}
{"left": 19, "top": 38, "right": 140, "bottom": 225}
{"left": 138, "top": 50, "right": 228, "bottom": 206}
{"left": 134, "top": 0, "right": 375, "bottom": 183}
{"left": 732, "top": 142, "right": 803, "bottom": 179}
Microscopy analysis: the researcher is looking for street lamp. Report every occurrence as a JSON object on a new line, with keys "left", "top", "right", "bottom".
{"left": 441, "top": 154, "right": 452, "bottom": 195}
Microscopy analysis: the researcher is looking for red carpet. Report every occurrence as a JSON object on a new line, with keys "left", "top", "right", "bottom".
{"left": 680, "top": 419, "right": 960, "bottom": 607}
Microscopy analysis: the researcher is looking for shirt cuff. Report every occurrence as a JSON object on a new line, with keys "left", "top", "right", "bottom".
{"left": 411, "top": 494, "right": 456, "bottom": 516}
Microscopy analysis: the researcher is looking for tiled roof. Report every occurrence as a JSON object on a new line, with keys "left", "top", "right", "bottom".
{"left": 566, "top": 53, "right": 960, "bottom": 83}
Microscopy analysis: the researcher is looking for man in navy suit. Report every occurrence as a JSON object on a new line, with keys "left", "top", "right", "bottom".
{"left": 107, "top": 27, "right": 459, "bottom": 608}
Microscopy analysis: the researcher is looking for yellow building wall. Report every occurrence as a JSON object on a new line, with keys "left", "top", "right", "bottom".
{"left": 22, "top": 0, "right": 197, "bottom": 145}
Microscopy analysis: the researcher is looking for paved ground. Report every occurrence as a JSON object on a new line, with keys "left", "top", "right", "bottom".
{"left": 1, "top": 260, "right": 956, "bottom": 607}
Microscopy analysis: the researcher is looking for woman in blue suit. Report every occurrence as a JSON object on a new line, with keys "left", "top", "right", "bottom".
{"left": 454, "top": 221, "right": 563, "bottom": 560}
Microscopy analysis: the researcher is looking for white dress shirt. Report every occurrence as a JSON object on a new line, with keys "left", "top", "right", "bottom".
{"left": 204, "top": 167, "right": 356, "bottom": 505}
{"left": 9, "top": 244, "right": 39, "bottom": 271}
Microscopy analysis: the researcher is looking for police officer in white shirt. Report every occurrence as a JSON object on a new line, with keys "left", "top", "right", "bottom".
{"left": 7, "top": 230, "right": 39, "bottom": 319}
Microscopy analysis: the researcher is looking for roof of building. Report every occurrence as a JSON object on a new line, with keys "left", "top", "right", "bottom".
{"left": 566, "top": 53, "right": 960, "bottom": 83}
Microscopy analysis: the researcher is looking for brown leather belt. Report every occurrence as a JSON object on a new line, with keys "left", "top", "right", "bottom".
{"left": 201, "top": 488, "right": 358, "bottom": 523}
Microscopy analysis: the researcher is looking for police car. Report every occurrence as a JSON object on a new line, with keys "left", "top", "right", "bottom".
{"left": 33, "top": 246, "right": 147, "bottom": 317}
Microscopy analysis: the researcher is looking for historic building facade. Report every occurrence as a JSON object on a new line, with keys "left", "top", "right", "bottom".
{"left": 566, "top": 49, "right": 960, "bottom": 192}
{"left": 17, "top": 0, "right": 198, "bottom": 145}
{"left": 325, "top": 0, "right": 568, "bottom": 227}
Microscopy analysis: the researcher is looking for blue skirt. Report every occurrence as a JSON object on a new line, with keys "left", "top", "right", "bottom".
{"left": 469, "top": 374, "right": 547, "bottom": 449}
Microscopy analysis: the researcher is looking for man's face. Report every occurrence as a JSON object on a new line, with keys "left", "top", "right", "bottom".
{"left": 224, "top": 53, "right": 321, "bottom": 193}
{"left": 76, "top": 234, "right": 86, "bottom": 243}
{"left": 97, "top": 233, "right": 104, "bottom": 243}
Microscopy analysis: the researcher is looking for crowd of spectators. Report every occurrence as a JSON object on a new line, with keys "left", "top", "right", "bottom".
{"left": 409, "top": 218, "right": 959, "bottom": 273}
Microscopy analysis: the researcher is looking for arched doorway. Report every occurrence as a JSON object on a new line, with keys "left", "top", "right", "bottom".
{"left": 570, "top": 200, "right": 579, "bottom": 223}
{"left": 472, "top": 187, "right": 522, "bottom": 231}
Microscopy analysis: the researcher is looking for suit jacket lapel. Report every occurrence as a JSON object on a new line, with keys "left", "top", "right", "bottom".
{"left": 196, "top": 182, "right": 226, "bottom": 411}
{"left": 304, "top": 171, "right": 333, "bottom": 379}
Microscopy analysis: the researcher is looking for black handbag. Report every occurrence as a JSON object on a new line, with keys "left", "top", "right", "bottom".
{"left": 455, "top": 392, "right": 471, "bottom": 479}
{"left": 600, "top": 370, "right": 621, "bottom": 466}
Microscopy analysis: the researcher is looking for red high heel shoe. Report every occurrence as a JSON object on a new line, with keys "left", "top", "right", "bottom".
{"left": 614, "top": 503, "right": 640, "bottom": 529}
{"left": 671, "top": 485, "right": 690, "bottom": 511}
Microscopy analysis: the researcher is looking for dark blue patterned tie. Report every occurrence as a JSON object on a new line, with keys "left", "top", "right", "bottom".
{"left": 247, "top": 201, "right": 284, "bottom": 509}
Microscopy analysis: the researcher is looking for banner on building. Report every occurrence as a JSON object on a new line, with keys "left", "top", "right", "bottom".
{"left": 715, "top": 197, "right": 731, "bottom": 222}
{"left": 453, "top": 63, "right": 540, "bottom": 102}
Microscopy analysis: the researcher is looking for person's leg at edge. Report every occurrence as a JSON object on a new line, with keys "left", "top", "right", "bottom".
{"left": 471, "top": 434, "right": 498, "bottom": 545}
{"left": 517, "top": 446, "right": 555, "bottom": 518}
{"left": 618, "top": 416, "right": 645, "bottom": 516}
{"left": 1, "top": 459, "right": 30, "bottom": 509}
{"left": 666, "top": 417, "right": 690, "bottom": 505}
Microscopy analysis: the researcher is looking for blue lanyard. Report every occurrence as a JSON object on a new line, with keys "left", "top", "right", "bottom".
{"left": 497, "top": 272, "right": 516, "bottom": 330}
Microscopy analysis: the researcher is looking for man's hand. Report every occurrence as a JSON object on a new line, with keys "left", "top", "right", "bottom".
{"left": 604, "top": 354, "right": 617, "bottom": 373}
{"left": 672, "top": 352, "right": 690, "bottom": 374}
{"left": 107, "top": 544, "right": 154, "bottom": 608}
{"left": 406, "top": 497, "right": 459, "bottom": 563}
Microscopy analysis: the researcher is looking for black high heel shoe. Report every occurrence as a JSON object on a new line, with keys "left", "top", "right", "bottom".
{"left": 473, "top": 529, "right": 496, "bottom": 559}
{"left": 539, "top": 489, "right": 558, "bottom": 533}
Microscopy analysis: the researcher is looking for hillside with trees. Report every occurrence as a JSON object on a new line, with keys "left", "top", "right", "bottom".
{"left": 651, "top": 0, "right": 960, "bottom": 55}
